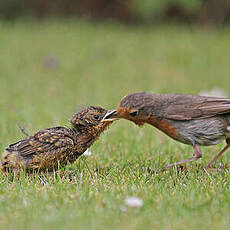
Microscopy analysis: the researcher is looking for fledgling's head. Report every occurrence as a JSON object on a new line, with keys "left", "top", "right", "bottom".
{"left": 70, "top": 106, "right": 113, "bottom": 135}
{"left": 103, "top": 92, "right": 153, "bottom": 126}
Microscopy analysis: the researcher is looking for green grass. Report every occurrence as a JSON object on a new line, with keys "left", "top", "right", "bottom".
{"left": 1, "top": 19, "right": 230, "bottom": 230}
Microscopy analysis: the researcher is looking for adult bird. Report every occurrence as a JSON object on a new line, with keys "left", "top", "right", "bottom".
{"left": 1, "top": 106, "right": 113, "bottom": 172}
{"left": 103, "top": 92, "right": 230, "bottom": 169}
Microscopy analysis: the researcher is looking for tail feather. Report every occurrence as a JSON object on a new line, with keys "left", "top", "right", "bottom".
{"left": 1, "top": 150, "right": 18, "bottom": 172}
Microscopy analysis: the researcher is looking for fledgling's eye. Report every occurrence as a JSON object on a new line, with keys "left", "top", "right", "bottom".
{"left": 130, "top": 111, "right": 138, "bottom": 117}
{"left": 93, "top": 114, "right": 100, "bottom": 120}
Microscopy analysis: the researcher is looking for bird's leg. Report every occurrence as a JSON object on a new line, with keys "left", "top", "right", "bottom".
{"left": 163, "top": 145, "right": 202, "bottom": 169}
{"left": 205, "top": 139, "right": 230, "bottom": 169}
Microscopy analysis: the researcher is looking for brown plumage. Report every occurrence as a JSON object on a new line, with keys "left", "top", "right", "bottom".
{"left": 103, "top": 92, "right": 230, "bottom": 169}
{"left": 1, "top": 106, "right": 112, "bottom": 172}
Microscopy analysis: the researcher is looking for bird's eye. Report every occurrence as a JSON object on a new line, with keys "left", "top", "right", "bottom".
{"left": 93, "top": 115, "right": 100, "bottom": 120}
{"left": 130, "top": 111, "right": 138, "bottom": 117}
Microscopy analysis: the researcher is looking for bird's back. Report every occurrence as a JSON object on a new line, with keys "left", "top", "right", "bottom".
{"left": 123, "top": 92, "right": 230, "bottom": 120}
{"left": 1, "top": 127, "right": 75, "bottom": 172}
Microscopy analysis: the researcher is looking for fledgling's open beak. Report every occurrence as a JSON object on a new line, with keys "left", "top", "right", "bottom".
{"left": 102, "top": 110, "right": 121, "bottom": 122}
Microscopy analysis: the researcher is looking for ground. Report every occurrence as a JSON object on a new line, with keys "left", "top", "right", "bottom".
{"left": 0, "top": 19, "right": 230, "bottom": 230}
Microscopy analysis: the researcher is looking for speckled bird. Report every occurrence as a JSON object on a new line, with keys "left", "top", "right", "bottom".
{"left": 1, "top": 106, "right": 112, "bottom": 172}
{"left": 103, "top": 92, "right": 230, "bottom": 169}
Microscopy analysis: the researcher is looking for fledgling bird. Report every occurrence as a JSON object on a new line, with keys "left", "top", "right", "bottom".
{"left": 1, "top": 106, "right": 112, "bottom": 172}
{"left": 103, "top": 92, "right": 230, "bottom": 169}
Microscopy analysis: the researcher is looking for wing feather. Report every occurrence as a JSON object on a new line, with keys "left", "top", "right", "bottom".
{"left": 163, "top": 95, "right": 230, "bottom": 121}
{"left": 6, "top": 127, "right": 74, "bottom": 157}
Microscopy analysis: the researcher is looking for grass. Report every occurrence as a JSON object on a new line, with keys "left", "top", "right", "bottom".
{"left": 0, "top": 19, "right": 230, "bottom": 230}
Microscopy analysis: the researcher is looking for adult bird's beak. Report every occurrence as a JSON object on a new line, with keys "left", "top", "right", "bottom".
{"left": 102, "top": 110, "right": 120, "bottom": 122}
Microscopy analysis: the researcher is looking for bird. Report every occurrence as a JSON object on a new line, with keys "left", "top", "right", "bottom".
{"left": 1, "top": 106, "right": 112, "bottom": 172}
{"left": 103, "top": 92, "right": 230, "bottom": 169}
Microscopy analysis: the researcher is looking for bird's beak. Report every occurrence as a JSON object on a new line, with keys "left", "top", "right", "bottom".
{"left": 102, "top": 110, "right": 121, "bottom": 122}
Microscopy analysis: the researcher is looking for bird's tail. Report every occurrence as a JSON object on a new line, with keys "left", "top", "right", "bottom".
{"left": 0, "top": 150, "right": 16, "bottom": 172}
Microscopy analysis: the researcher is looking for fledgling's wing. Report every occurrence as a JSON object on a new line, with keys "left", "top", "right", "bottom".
{"left": 162, "top": 94, "right": 230, "bottom": 121}
{"left": 7, "top": 127, "right": 74, "bottom": 156}
{"left": 1, "top": 127, "right": 75, "bottom": 170}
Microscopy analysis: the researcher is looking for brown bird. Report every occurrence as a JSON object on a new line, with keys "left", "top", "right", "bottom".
{"left": 103, "top": 92, "right": 230, "bottom": 169}
{"left": 1, "top": 106, "right": 112, "bottom": 172}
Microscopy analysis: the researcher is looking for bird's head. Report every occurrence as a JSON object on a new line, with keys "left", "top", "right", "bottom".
{"left": 70, "top": 106, "right": 113, "bottom": 135}
{"left": 102, "top": 92, "right": 153, "bottom": 126}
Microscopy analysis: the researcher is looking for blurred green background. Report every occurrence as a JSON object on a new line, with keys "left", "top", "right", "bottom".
{"left": 1, "top": 19, "right": 230, "bottom": 142}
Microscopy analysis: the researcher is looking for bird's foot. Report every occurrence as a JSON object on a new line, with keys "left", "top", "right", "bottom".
{"left": 163, "top": 156, "right": 200, "bottom": 170}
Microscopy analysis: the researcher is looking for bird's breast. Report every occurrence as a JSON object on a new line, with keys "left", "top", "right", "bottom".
{"left": 148, "top": 116, "right": 181, "bottom": 141}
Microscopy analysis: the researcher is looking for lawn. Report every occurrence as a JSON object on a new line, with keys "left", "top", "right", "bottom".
{"left": 0, "top": 19, "right": 230, "bottom": 230}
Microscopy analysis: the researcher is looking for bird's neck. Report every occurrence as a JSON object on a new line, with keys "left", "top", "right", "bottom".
{"left": 72, "top": 127, "right": 102, "bottom": 154}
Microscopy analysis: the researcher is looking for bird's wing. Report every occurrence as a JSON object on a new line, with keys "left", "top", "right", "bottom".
{"left": 6, "top": 127, "right": 74, "bottom": 157}
{"left": 162, "top": 95, "right": 230, "bottom": 121}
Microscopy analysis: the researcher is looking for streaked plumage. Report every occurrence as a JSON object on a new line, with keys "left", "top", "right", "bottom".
{"left": 1, "top": 106, "right": 112, "bottom": 172}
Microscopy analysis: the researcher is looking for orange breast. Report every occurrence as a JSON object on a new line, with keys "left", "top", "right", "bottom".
{"left": 148, "top": 116, "right": 180, "bottom": 140}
